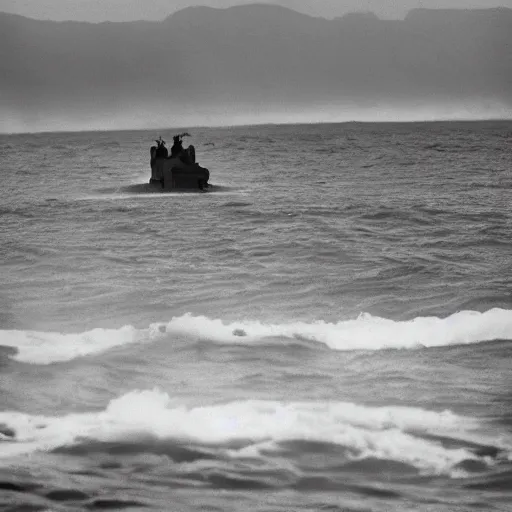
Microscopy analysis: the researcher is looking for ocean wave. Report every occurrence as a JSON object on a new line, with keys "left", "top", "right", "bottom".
{"left": 1, "top": 389, "right": 508, "bottom": 476}
{"left": 0, "top": 324, "right": 167, "bottom": 364}
{"left": 193, "top": 308, "right": 512, "bottom": 351}
{"left": 2, "top": 308, "right": 512, "bottom": 365}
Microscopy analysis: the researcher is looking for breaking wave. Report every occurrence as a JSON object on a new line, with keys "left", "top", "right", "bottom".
{"left": 1, "top": 308, "right": 511, "bottom": 365}
{"left": 164, "top": 308, "right": 512, "bottom": 351}
{"left": 0, "top": 389, "right": 509, "bottom": 476}
{"left": 0, "top": 324, "right": 167, "bottom": 364}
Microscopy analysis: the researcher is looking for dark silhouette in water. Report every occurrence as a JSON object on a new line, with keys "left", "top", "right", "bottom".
{"left": 171, "top": 135, "right": 183, "bottom": 158}
{"left": 150, "top": 137, "right": 168, "bottom": 169}
{"left": 149, "top": 134, "right": 209, "bottom": 191}
{"left": 0, "top": 423, "right": 15, "bottom": 438}
{"left": 155, "top": 137, "right": 168, "bottom": 158}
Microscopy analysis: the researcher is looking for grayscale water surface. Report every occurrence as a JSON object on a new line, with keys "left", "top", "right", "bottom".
{"left": 1, "top": 121, "right": 511, "bottom": 512}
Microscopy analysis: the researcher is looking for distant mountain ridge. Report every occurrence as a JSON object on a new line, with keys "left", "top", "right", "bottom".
{"left": 1, "top": 4, "right": 511, "bottom": 132}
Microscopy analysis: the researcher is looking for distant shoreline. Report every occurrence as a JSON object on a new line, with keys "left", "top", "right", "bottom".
{"left": 1, "top": 4, "right": 512, "bottom": 24}
{"left": 1, "top": 118, "right": 511, "bottom": 137}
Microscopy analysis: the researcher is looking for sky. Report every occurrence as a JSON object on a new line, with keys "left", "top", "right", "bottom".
{"left": 1, "top": 0, "right": 512, "bottom": 22}
{"left": 2, "top": 0, "right": 511, "bottom": 131}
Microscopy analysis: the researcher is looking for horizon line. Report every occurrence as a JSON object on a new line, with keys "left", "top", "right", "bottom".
{"left": 2, "top": 117, "right": 511, "bottom": 136}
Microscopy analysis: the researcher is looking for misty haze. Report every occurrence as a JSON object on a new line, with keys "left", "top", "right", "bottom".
{"left": 1, "top": 4, "right": 511, "bottom": 132}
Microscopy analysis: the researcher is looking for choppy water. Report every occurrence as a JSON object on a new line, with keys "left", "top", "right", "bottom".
{"left": 1, "top": 121, "right": 512, "bottom": 512}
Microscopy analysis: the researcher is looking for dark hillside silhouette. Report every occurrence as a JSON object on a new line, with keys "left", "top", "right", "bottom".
{"left": 1, "top": 5, "right": 511, "bottom": 131}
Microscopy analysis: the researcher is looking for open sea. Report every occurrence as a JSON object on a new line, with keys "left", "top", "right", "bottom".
{"left": 1, "top": 120, "right": 512, "bottom": 512}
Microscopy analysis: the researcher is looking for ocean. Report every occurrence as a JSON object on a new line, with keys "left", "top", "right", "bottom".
{"left": 0, "top": 121, "right": 511, "bottom": 512}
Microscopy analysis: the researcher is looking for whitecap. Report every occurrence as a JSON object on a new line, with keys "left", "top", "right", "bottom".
{"left": 0, "top": 389, "right": 509, "bottom": 476}
{"left": 2, "top": 308, "right": 511, "bottom": 365}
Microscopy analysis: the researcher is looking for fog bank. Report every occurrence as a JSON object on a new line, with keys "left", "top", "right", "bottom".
{"left": 1, "top": 5, "right": 511, "bottom": 133}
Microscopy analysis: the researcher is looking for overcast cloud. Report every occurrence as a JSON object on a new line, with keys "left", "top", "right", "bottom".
{"left": 1, "top": 0, "right": 512, "bottom": 22}
{"left": 2, "top": 0, "right": 511, "bottom": 131}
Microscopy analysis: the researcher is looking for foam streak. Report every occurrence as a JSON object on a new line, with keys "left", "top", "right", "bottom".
{"left": 1, "top": 389, "right": 507, "bottom": 475}
{"left": 1, "top": 308, "right": 511, "bottom": 364}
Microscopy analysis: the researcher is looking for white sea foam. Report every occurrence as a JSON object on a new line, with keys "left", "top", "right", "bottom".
{"left": 1, "top": 308, "right": 511, "bottom": 364}
{"left": 165, "top": 308, "right": 512, "bottom": 350}
{"left": 0, "top": 323, "right": 166, "bottom": 364}
{"left": 1, "top": 389, "right": 506, "bottom": 475}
